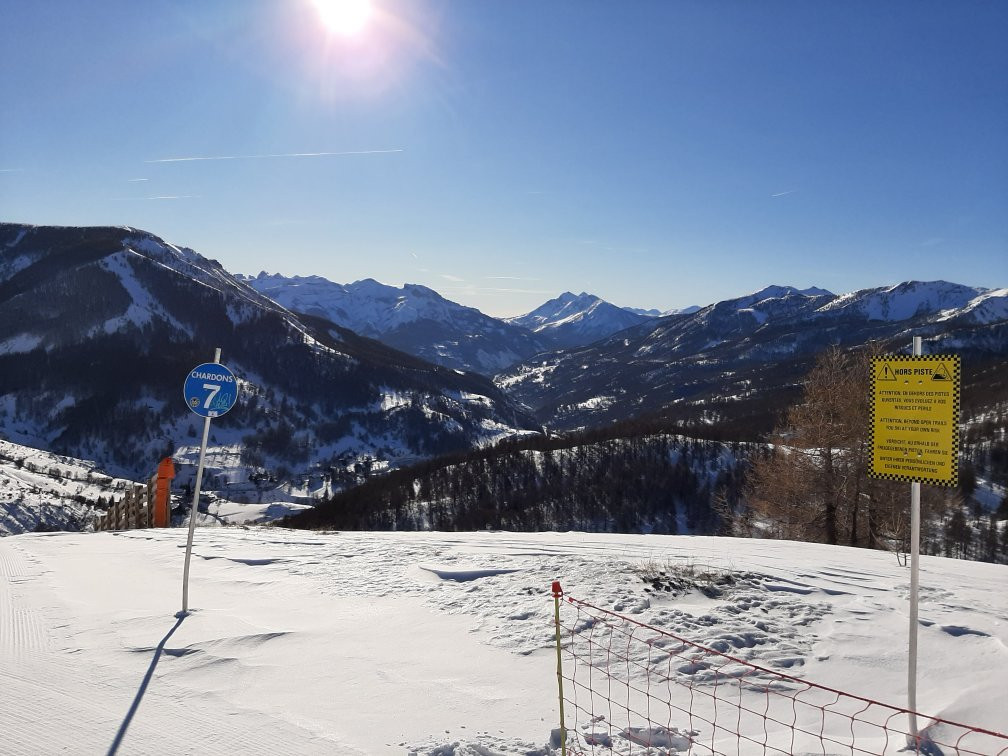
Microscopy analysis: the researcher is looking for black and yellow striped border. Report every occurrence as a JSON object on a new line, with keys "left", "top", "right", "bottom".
{"left": 869, "top": 354, "right": 960, "bottom": 487}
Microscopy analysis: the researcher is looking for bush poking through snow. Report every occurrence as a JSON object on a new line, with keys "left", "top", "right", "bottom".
{"left": 633, "top": 557, "right": 739, "bottom": 598}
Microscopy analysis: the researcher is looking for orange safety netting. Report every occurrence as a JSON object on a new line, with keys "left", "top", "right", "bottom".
{"left": 552, "top": 585, "right": 1007, "bottom": 756}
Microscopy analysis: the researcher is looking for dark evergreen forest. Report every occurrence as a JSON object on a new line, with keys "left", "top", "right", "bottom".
{"left": 287, "top": 425, "right": 751, "bottom": 533}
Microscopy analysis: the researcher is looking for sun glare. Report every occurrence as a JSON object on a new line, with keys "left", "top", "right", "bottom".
{"left": 312, "top": 0, "right": 373, "bottom": 36}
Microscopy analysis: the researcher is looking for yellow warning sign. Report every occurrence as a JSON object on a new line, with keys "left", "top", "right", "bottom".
{"left": 870, "top": 355, "right": 960, "bottom": 486}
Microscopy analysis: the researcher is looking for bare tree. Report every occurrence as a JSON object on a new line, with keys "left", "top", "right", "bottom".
{"left": 746, "top": 345, "right": 950, "bottom": 551}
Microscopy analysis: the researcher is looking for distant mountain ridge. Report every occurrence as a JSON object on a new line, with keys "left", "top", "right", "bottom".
{"left": 239, "top": 273, "right": 549, "bottom": 375}
{"left": 3, "top": 221, "right": 1004, "bottom": 496}
{"left": 497, "top": 280, "right": 1008, "bottom": 432}
{"left": 0, "top": 223, "right": 540, "bottom": 487}
{"left": 505, "top": 291, "right": 654, "bottom": 349}
{"left": 242, "top": 273, "right": 716, "bottom": 367}
{"left": 817, "top": 280, "right": 997, "bottom": 322}
{"left": 241, "top": 274, "right": 677, "bottom": 372}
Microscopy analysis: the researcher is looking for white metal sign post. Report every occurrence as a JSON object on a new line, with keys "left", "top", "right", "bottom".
{"left": 180, "top": 348, "right": 238, "bottom": 613}
{"left": 869, "top": 335, "right": 961, "bottom": 747}
{"left": 908, "top": 335, "right": 922, "bottom": 741}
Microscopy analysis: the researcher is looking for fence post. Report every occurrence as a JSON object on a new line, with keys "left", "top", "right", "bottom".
{"left": 146, "top": 475, "right": 156, "bottom": 528}
{"left": 136, "top": 484, "right": 145, "bottom": 528}
{"left": 552, "top": 580, "right": 567, "bottom": 756}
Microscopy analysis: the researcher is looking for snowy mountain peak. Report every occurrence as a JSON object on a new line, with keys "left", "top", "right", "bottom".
{"left": 624, "top": 306, "right": 663, "bottom": 317}
{"left": 528, "top": 291, "right": 599, "bottom": 319}
{"left": 816, "top": 280, "right": 989, "bottom": 322}
{"left": 240, "top": 274, "right": 450, "bottom": 336}
{"left": 744, "top": 284, "right": 834, "bottom": 304}
{"left": 697, "top": 284, "right": 837, "bottom": 322}
{"left": 0, "top": 224, "right": 289, "bottom": 355}
{"left": 401, "top": 282, "right": 442, "bottom": 299}
{"left": 506, "top": 292, "right": 653, "bottom": 349}
{"left": 798, "top": 286, "right": 834, "bottom": 297}
{"left": 241, "top": 272, "right": 547, "bottom": 374}
{"left": 662, "top": 305, "right": 702, "bottom": 317}
{"left": 750, "top": 284, "right": 800, "bottom": 300}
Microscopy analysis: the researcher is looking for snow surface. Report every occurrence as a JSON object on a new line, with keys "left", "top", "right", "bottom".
{"left": 3, "top": 228, "right": 28, "bottom": 249}
{"left": 97, "top": 250, "right": 193, "bottom": 337}
{"left": 0, "top": 333, "right": 43, "bottom": 355}
{"left": 1, "top": 529, "right": 1005, "bottom": 754}
{"left": 0, "top": 249, "right": 36, "bottom": 283}
{"left": 200, "top": 498, "right": 312, "bottom": 525}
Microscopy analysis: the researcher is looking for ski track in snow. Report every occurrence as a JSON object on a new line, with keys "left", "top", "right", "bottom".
{"left": 1, "top": 529, "right": 1006, "bottom": 755}
{"left": 0, "top": 541, "right": 54, "bottom": 658}
{"left": 0, "top": 533, "right": 365, "bottom": 755}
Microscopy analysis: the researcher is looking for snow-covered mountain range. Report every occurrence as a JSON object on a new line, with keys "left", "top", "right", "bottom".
{"left": 0, "top": 223, "right": 539, "bottom": 488}
{"left": 240, "top": 275, "right": 712, "bottom": 372}
{"left": 820, "top": 280, "right": 1008, "bottom": 324}
{"left": 498, "top": 282, "right": 1008, "bottom": 431}
{"left": 1, "top": 222, "right": 1005, "bottom": 521}
{"left": 239, "top": 273, "right": 548, "bottom": 374}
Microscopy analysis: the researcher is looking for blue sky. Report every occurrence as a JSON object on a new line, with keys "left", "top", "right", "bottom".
{"left": 2, "top": 0, "right": 1006, "bottom": 317}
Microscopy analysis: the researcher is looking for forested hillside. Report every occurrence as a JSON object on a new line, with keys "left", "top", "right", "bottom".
{"left": 287, "top": 428, "right": 749, "bottom": 533}
{"left": 288, "top": 344, "right": 1008, "bottom": 564}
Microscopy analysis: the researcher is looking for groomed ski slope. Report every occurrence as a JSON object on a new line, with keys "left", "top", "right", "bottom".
{"left": 1, "top": 529, "right": 1005, "bottom": 754}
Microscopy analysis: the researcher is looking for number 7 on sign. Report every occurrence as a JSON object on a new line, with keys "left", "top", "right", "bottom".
{"left": 202, "top": 383, "right": 221, "bottom": 409}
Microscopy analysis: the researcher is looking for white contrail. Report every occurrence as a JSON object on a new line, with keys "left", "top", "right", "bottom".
{"left": 771, "top": 190, "right": 795, "bottom": 198}
{"left": 145, "top": 149, "right": 404, "bottom": 164}
{"left": 111, "top": 195, "right": 201, "bottom": 201}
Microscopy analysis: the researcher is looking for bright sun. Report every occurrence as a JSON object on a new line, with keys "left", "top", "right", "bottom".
{"left": 312, "top": 0, "right": 372, "bottom": 36}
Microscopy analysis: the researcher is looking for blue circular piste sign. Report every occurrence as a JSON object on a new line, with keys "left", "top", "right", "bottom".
{"left": 183, "top": 362, "right": 238, "bottom": 418}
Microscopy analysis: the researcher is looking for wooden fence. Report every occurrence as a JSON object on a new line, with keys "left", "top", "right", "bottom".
{"left": 94, "top": 457, "right": 176, "bottom": 531}
{"left": 95, "top": 484, "right": 153, "bottom": 531}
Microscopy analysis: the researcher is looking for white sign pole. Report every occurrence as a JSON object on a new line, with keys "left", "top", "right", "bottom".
{"left": 907, "top": 335, "right": 922, "bottom": 743}
{"left": 181, "top": 347, "right": 221, "bottom": 614}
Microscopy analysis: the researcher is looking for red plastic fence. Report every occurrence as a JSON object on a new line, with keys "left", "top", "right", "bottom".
{"left": 552, "top": 585, "right": 1008, "bottom": 756}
